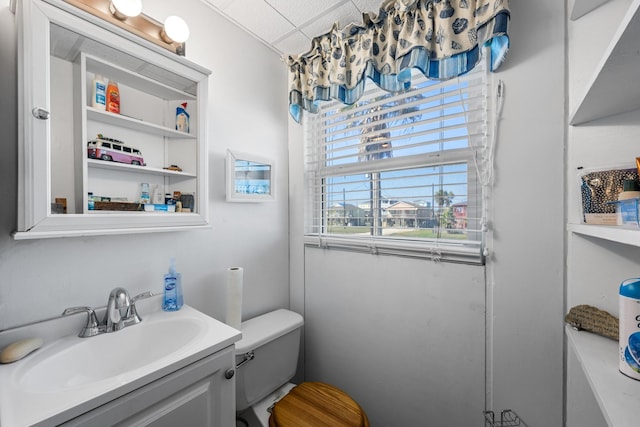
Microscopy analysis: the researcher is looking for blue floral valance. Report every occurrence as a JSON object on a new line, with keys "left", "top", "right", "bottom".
{"left": 287, "top": 0, "right": 510, "bottom": 123}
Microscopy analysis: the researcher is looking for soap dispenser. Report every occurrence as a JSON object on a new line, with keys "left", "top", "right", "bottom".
{"left": 163, "top": 258, "right": 183, "bottom": 311}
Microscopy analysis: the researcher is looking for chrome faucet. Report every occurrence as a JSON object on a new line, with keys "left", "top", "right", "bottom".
{"left": 62, "top": 288, "right": 153, "bottom": 338}
{"left": 104, "top": 287, "right": 131, "bottom": 332}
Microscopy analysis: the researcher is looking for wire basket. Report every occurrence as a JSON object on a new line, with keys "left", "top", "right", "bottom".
{"left": 483, "top": 410, "right": 528, "bottom": 427}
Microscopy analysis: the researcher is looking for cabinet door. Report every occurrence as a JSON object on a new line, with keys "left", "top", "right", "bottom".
{"left": 61, "top": 347, "right": 236, "bottom": 427}
{"left": 16, "top": 0, "right": 210, "bottom": 239}
{"left": 17, "top": 0, "right": 50, "bottom": 231}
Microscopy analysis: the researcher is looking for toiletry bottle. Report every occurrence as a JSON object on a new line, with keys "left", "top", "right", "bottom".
{"left": 163, "top": 258, "right": 183, "bottom": 311}
{"left": 88, "top": 192, "right": 94, "bottom": 210}
{"left": 152, "top": 185, "right": 163, "bottom": 204}
{"left": 619, "top": 278, "right": 640, "bottom": 380}
{"left": 618, "top": 179, "right": 640, "bottom": 200}
{"left": 106, "top": 80, "right": 120, "bottom": 114}
{"left": 176, "top": 102, "right": 189, "bottom": 133}
{"left": 140, "top": 183, "right": 150, "bottom": 204}
{"left": 91, "top": 74, "right": 106, "bottom": 109}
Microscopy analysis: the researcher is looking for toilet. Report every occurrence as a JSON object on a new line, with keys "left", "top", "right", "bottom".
{"left": 235, "top": 309, "right": 370, "bottom": 427}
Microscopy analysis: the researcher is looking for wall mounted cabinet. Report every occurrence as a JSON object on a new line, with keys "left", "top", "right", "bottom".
{"left": 15, "top": 0, "right": 211, "bottom": 239}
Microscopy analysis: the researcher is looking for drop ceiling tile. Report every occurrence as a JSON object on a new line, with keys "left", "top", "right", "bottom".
{"left": 300, "top": 1, "right": 362, "bottom": 39}
{"left": 274, "top": 31, "right": 313, "bottom": 56}
{"left": 264, "top": 0, "right": 346, "bottom": 26}
{"left": 352, "top": 0, "right": 385, "bottom": 14}
{"left": 223, "top": 0, "right": 296, "bottom": 43}
{"left": 202, "top": 0, "right": 235, "bottom": 10}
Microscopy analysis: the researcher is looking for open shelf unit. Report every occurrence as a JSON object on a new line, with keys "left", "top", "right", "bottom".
{"left": 569, "top": 0, "right": 640, "bottom": 124}
{"left": 566, "top": 0, "right": 640, "bottom": 425}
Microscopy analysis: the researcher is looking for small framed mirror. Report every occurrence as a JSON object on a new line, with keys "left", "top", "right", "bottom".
{"left": 226, "top": 150, "right": 274, "bottom": 202}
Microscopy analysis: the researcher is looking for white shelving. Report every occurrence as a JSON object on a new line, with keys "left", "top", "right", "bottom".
{"left": 567, "top": 1, "right": 640, "bottom": 424}
{"left": 570, "top": 0, "right": 640, "bottom": 124}
{"left": 86, "top": 107, "right": 195, "bottom": 139}
{"left": 569, "top": 223, "right": 640, "bottom": 247}
{"left": 566, "top": 326, "right": 640, "bottom": 427}
{"left": 570, "top": 0, "right": 611, "bottom": 20}
{"left": 87, "top": 159, "right": 196, "bottom": 178}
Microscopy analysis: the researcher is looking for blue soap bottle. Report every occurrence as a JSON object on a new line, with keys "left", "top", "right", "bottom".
{"left": 163, "top": 258, "right": 183, "bottom": 311}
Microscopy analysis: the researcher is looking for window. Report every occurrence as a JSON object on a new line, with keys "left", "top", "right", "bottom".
{"left": 303, "top": 61, "right": 490, "bottom": 264}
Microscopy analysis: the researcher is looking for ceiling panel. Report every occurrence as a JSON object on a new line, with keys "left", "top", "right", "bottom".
{"left": 299, "top": 1, "right": 362, "bottom": 40}
{"left": 202, "top": 0, "right": 387, "bottom": 56}
{"left": 218, "top": 0, "right": 296, "bottom": 43}
{"left": 274, "top": 32, "right": 313, "bottom": 57}
{"left": 265, "top": 0, "right": 347, "bottom": 26}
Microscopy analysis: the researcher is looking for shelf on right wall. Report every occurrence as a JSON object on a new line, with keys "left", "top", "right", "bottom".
{"left": 570, "top": 0, "right": 640, "bottom": 125}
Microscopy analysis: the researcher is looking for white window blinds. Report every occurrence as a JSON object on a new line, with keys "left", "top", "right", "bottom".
{"left": 303, "top": 61, "right": 491, "bottom": 265}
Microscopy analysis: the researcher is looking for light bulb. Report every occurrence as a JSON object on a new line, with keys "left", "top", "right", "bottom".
{"left": 162, "top": 16, "right": 190, "bottom": 43}
{"left": 109, "top": 0, "right": 142, "bottom": 19}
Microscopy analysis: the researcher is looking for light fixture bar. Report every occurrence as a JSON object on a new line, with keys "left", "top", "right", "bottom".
{"left": 62, "top": 0, "right": 186, "bottom": 55}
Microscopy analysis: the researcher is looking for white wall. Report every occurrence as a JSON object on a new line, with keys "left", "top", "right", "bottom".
{"left": 305, "top": 250, "right": 485, "bottom": 426}
{"left": 488, "top": 1, "right": 565, "bottom": 425}
{"left": 289, "top": 1, "right": 566, "bottom": 426}
{"left": 0, "top": 0, "right": 290, "bottom": 329}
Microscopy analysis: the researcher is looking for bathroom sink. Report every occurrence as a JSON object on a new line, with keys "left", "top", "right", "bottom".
{"left": 0, "top": 304, "right": 241, "bottom": 427}
{"left": 15, "top": 315, "right": 203, "bottom": 392}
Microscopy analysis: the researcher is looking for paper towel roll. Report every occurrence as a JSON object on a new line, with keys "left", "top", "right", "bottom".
{"left": 225, "top": 267, "right": 243, "bottom": 330}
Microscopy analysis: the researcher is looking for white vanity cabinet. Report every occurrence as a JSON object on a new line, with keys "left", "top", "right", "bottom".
{"left": 60, "top": 346, "right": 236, "bottom": 427}
{"left": 15, "top": 0, "right": 210, "bottom": 239}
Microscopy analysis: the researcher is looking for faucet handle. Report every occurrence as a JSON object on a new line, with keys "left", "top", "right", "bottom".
{"left": 124, "top": 291, "right": 155, "bottom": 326}
{"left": 62, "top": 306, "right": 101, "bottom": 338}
{"left": 132, "top": 291, "right": 154, "bottom": 302}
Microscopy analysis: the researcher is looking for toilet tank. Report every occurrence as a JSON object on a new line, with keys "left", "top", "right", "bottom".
{"left": 235, "top": 309, "right": 304, "bottom": 412}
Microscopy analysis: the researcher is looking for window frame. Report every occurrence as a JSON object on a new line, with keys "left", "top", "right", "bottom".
{"left": 303, "top": 61, "right": 490, "bottom": 265}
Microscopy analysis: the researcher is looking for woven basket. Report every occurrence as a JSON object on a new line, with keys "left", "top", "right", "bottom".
{"left": 565, "top": 304, "right": 618, "bottom": 341}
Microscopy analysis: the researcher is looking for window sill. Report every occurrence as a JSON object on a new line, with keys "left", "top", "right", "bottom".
{"left": 303, "top": 234, "right": 483, "bottom": 265}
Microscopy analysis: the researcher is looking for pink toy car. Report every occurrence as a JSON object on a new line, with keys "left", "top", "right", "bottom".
{"left": 87, "top": 135, "right": 145, "bottom": 166}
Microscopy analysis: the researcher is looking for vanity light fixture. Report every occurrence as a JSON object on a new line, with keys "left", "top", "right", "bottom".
{"left": 161, "top": 16, "right": 190, "bottom": 43}
{"left": 109, "top": 0, "right": 142, "bottom": 19}
{"left": 62, "top": 0, "right": 188, "bottom": 56}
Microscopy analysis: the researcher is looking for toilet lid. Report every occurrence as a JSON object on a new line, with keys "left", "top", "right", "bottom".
{"left": 269, "top": 382, "right": 370, "bottom": 427}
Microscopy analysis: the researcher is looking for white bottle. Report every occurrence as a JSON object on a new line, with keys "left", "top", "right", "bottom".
{"left": 152, "top": 185, "right": 164, "bottom": 204}
{"left": 91, "top": 74, "right": 106, "bottom": 109}
{"left": 619, "top": 278, "right": 640, "bottom": 380}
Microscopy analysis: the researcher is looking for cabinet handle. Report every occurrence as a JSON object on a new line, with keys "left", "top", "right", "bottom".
{"left": 32, "top": 107, "right": 50, "bottom": 120}
{"left": 224, "top": 368, "right": 235, "bottom": 379}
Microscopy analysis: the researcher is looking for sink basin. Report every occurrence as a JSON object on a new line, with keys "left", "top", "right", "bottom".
{"left": 15, "top": 316, "right": 203, "bottom": 392}
{"left": 0, "top": 304, "right": 241, "bottom": 427}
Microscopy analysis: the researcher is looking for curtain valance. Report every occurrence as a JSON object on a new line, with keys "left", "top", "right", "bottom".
{"left": 287, "top": 0, "right": 510, "bottom": 123}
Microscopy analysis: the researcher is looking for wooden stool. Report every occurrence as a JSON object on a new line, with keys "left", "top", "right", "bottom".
{"left": 269, "top": 382, "right": 370, "bottom": 427}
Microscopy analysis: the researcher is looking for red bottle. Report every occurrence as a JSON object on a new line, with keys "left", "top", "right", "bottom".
{"left": 106, "top": 80, "right": 120, "bottom": 114}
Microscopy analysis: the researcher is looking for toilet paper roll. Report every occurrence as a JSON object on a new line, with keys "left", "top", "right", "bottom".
{"left": 225, "top": 267, "right": 243, "bottom": 330}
